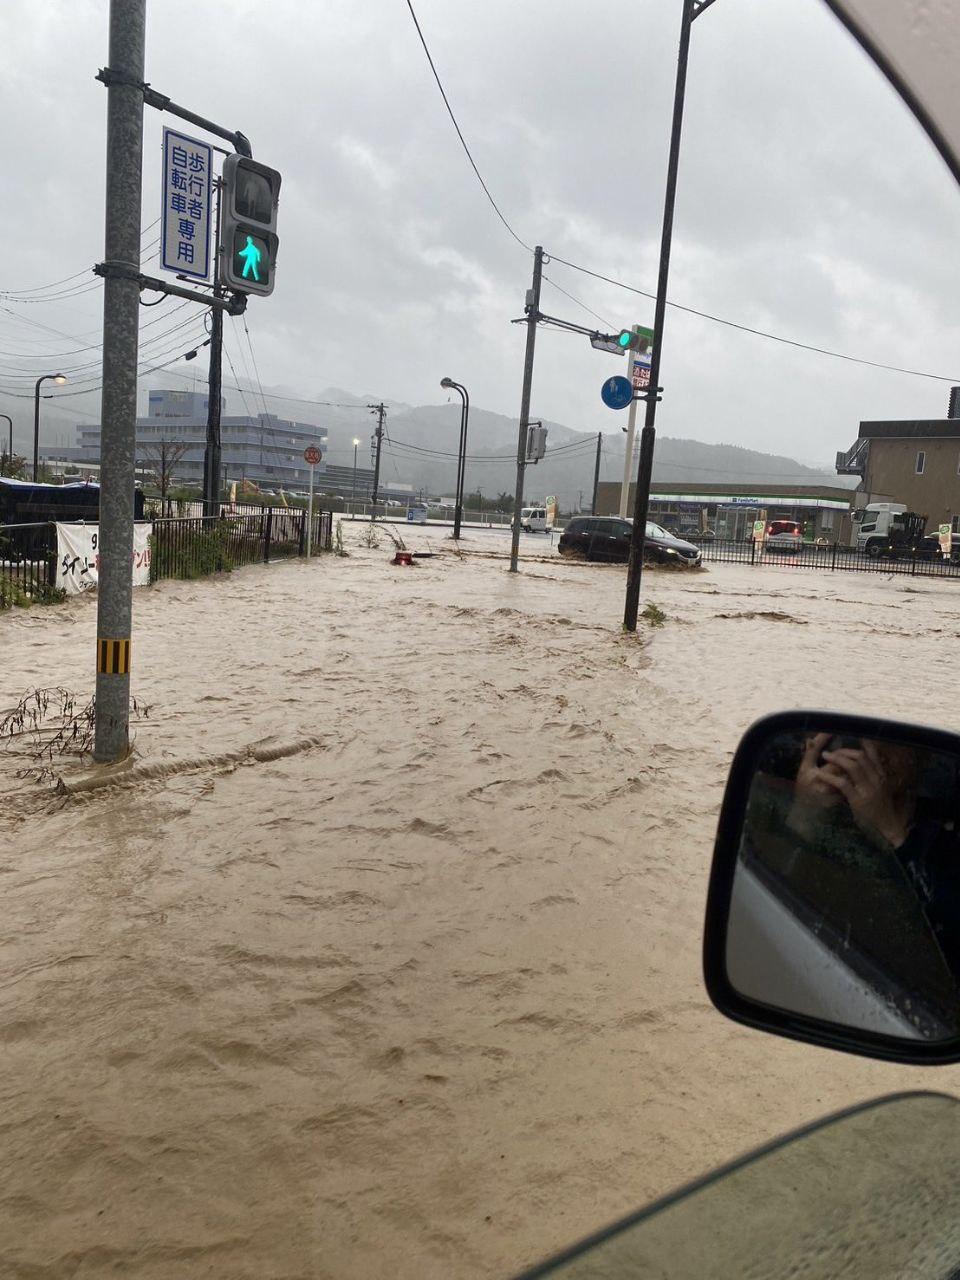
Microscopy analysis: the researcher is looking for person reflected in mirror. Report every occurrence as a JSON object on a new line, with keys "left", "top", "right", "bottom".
{"left": 794, "top": 734, "right": 917, "bottom": 849}
{"left": 791, "top": 733, "right": 960, "bottom": 976}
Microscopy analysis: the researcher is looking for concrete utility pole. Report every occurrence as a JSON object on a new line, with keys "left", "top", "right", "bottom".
{"left": 591, "top": 432, "right": 602, "bottom": 514}
{"left": 509, "top": 245, "right": 544, "bottom": 573}
{"left": 368, "top": 402, "right": 386, "bottom": 510}
{"left": 94, "top": 0, "right": 146, "bottom": 762}
{"left": 202, "top": 179, "right": 223, "bottom": 517}
{"left": 618, "top": 327, "right": 642, "bottom": 518}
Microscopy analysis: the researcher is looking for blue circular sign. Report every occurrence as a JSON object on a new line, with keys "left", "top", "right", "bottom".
{"left": 600, "top": 375, "right": 633, "bottom": 411}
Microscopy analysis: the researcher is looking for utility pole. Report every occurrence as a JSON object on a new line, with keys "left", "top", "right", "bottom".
{"left": 93, "top": 0, "right": 146, "bottom": 762}
{"left": 202, "top": 178, "right": 223, "bottom": 517}
{"left": 591, "top": 432, "right": 602, "bottom": 514}
{"left": 624, "top": 0, "right": 714, "bottom": 632}
{"left": 368, "top": 402, "right": 385, "bottom": 511}
{"left": 618, "top": 326, "right": 642, "bottom": 518}
{"left": 509, "top": 245, "right": 544, "bottom": 573}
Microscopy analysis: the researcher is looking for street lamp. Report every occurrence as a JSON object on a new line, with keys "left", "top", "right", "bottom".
{"left": 440, "top": 377, "right": 470, "bottom": 540}
{"left": 0, "top": 415, "right": 12, "bottom": 475}
{"left": 33, "top": 373, "right": 67, "bottom": 481}
{"left": 352, "top": 437, "right": 361, "bottom": 505}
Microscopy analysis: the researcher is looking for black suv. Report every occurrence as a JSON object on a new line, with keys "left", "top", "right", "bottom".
{"left": 558, "top": 517, "right": 702, "bottom": 565}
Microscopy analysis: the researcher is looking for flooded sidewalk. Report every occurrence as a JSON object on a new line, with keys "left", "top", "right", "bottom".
{"left": 2, "top": 536, "right": 960, "bottom": 1278}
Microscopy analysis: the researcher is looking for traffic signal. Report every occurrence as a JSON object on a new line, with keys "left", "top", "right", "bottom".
{"left": 616, "top": 328, "right": 653, "bottom": 353}
{"left": 220, "top": 155, "right": 281, "bottom": 296}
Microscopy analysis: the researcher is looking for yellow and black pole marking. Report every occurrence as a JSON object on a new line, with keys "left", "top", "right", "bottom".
{"left": 97, "top": 637, "right": 131, "bottom": 676}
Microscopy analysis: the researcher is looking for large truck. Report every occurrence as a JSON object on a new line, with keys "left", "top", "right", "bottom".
{"left": 853, "top": 502, "right": 951, "bottom": 560}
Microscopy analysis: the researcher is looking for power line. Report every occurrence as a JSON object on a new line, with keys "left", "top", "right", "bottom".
{"left": 546, "top": 253, "right": 960, "bottom": 384}
{"left": 398, "top": 0, "right": 960, "bottom": 386}
{"left": 402, "top": 0, "right": 531, "bottom": 253}
{"left": 0, "top": 222, "right": 161, "bottom": 300}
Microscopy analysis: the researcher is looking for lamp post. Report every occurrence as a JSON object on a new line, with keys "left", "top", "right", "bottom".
{"left": 0, "top": 415, "right": 12, "bottom": 475}
{"left": 440, "top": 377, "right": 470, "bottom": 540}
{"left": 33, "top": 374, "right": 67, "bottom": 480}
{"left": 351, "top": 436, "right": 361, "bottom": 506}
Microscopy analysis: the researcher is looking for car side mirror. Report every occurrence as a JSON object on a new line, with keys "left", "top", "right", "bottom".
{"left": 703, "top": 711, "right": 960, "bottom": 1064}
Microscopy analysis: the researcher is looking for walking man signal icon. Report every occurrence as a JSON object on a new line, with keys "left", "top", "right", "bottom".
{"left": 238, "top": 234, "right": 262, "bottom": 282}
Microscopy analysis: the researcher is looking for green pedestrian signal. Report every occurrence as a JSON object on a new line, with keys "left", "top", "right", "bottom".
{"left": 236, "top": 231, "right": 267, "bottom": 283}
{"left": 221, "top": 155, "right": 281, "bottom": 297}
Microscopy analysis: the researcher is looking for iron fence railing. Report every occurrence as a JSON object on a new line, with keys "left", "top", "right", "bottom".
{"left": 0, "top": 507, "right": 333, "bottom": 603}
{"left": 699, "top": 538, "right": 960, "bottom": 578}
{"left": 0, "top": 521, "right": 57, "bottom": 601}
{"left": 149, "top": 507, "right": 332, "bottom": 583}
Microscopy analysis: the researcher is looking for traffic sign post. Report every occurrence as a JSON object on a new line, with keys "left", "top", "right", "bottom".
{"left": 601, "top": 375, "right": 633, "bottom": 411}
{"left": 304, "top": 445, "right": 322, "bottom": 557}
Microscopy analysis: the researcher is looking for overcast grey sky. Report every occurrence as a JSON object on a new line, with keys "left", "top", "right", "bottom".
{"left": 2, "top": 0, "right": 959, "bottom": 465}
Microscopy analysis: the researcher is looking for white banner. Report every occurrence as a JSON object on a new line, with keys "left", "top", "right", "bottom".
{"left": 55, "top": 523, "right": 151, "bottom": 596}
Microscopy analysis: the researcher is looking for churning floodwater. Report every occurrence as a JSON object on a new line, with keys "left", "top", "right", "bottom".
{"left": 3, "top": 528, "right": 960, "bottom": 1278}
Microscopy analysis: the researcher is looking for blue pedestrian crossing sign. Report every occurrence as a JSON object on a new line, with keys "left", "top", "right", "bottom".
{"left": 600, "top": 375, "right": 633, "bottom": 410}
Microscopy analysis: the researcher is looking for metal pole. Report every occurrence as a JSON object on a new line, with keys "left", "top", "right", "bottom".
{"left": 352, "top": 440, "right": 359, "bottom": 503}
{"left": 619, "top": 328, "right": 641, "bottom": 518}
{"left": 592, "top": 431, "right": 602, "bottom": 514}
{"left": 306, "top": 462, "right": 314, "bottom": 557}
{"left": 94, "top": 0, "right": 146, "bottom": 761}
{"left": 203, "top": 178, "right": 223, "bottom": 517}
{"left": 33, "top": 379, "right": 43, "bottom": 481}
{"left": 509, "top": 245, "right": 544, "bottom": 573}
{"left": 624, "top": 0, "right": 695, "bottom": 633}
{"left": 450, "top": 383, "right": 469, "bottom": 540}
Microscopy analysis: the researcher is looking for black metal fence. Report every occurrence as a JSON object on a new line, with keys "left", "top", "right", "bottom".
{"left": 150, "top": 508, "right": 332, "bottom": 582}
{"left": 0, "top": 508, "right": 333, "bottom": 604}
{"left": 699, "top": 538, "right": 960, "bottom": 579}
{"left": 0, "top": 522, "right": 57, "bottom": 601}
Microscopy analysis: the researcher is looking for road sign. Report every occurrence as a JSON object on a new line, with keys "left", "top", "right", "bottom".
{"left": 304, "top": 445, "right": 322, "bottom": 465}
{"left": 161, "top": 128, "right": 212, "bottom": 280}
{"left": 601, "top": 376, "right": 633, "bottom": 410}
{"left": 590, "top": 335, "right": 626, "bottom": 356}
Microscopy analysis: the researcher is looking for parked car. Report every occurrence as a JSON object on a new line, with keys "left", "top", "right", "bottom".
{"left": 558, "top": 517, "right": 701, "bottom": 565}
{"left": 765, "top": 519, "right": 803, "bottom": 553}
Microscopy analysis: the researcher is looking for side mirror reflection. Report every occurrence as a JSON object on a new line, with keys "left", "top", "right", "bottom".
{"left": 704, "top": 712, "right": 960, "bottom": 1062}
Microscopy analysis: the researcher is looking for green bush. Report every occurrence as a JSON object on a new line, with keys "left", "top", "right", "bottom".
{"left": 150, "top": 525, "right": 236, "bottom": 581}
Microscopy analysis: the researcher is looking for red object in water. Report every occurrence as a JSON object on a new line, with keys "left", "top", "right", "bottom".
{"left": 392, "top": 550, "right": 415, "bottom": 566}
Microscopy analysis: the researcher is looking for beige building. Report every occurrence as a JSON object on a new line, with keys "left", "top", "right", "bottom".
{"left": 836, "top": 420, "right": 960, "bottom": 532}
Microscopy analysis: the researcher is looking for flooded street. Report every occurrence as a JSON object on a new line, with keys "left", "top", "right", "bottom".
{"left": 3, "top": 530, "right": 960, "bottom": 1278}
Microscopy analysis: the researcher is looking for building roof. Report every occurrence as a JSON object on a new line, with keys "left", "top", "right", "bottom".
{"left": 649, "top": 481, "right": 854, "bottom": 502}
{"left": 857, "top": 420, "right": 960, "bottom": 440}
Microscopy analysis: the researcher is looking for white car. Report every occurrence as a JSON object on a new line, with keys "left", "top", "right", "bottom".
{"left": 765, "top": 519, "right": 803, "bottom": 553}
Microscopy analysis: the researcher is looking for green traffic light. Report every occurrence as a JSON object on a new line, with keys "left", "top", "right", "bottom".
{"left": 617, "top": 330, "right": 634, "bottom": 349}
{"left": 238, "top": 234, "right": 262, "bottom": 282}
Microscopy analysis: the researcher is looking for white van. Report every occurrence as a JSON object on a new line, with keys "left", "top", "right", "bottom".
{"left": 521, "top": 506, "right": 553, "bottom": 533}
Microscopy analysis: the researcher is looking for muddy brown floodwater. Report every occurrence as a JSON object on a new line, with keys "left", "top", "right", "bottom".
{"left": 2, "top": 528, "right": 960, "bottom": 1279}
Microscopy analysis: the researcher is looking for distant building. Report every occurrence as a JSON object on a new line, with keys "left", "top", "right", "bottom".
{"left": 836, "top": 403, "right": 960, "bottom": 532}
{"left": 75, "top": 389, "right": 328, "bottom": 494}
{"left": 597, "top": 481, "right": 854, "bottom": 543}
